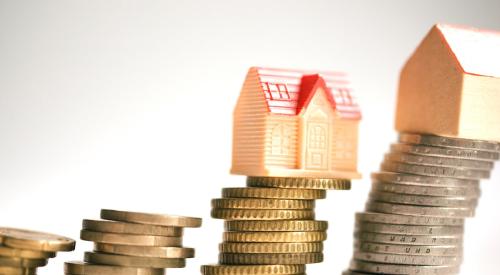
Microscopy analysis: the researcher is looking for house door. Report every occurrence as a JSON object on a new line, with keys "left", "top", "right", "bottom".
{"left": 305, "top": 122, "right": 329, "bottom": 170}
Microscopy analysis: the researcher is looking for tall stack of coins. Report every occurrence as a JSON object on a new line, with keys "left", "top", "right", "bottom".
{"left": 64, "top": 209, "right": 201, "bottom": 275}
{"left": 201, "top": 177, "right": 351, "bottom": 275}
{"left": 0, "top": 227, "right": 75, "bottom": 274}
{"left": 344, "top": 133, "right": 499, "bottom": 275}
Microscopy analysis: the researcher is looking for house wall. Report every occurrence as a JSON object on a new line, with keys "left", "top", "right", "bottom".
{"left": 330, "top": 119, "right": 358, "bottom": 171}
{"left": 231, "top": 68, "right": 268, "bottom": 174}
{"left": 264, "top": 114, "right": 298, "bottom": 169}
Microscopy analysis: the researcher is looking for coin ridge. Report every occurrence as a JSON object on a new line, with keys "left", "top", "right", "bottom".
{"left": 224, "top": 220, "right": 328, "bottom": 232}
{"left": 219, "top": 242, "right": 323, "bottom": 253}
{"left": 211, "top": 198, "right": 315, "bottom": 210}
{"left": 223, "top": 231, "right": 327, "bottom": 243}
{"left": 211, "top": 209, "right": 315, "bottom": 220}
{"left": 219, "top": 252, "right": 323, "bottom": 265}
{"left": 200, "top": 264, "right": 306, "bottom": 275}
{"left": 247, "top": 177, "right": 351, "bottom": 190}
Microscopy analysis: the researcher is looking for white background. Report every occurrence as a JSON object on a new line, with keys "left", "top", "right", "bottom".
{"left": 1, "top": 1, "right": 500, "bottom": 274}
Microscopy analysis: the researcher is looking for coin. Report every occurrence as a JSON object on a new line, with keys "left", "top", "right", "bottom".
{"left": 100, "top": 209, "right": 202, "bottom": 228}
{"left": 0, "top": 245, "right": 55, "bottom": 259}
{"left": 84, "top": 251, "right": 185, "bottom": 268}
{"left": 390, "top": 143, "right": 500, "bottom": 161}
{"left": 385, "top": 151, "right": 494, "bottom": 170}
{"left": 381, "top": 160, "right": 490, "bottom": 179}
{"left": 372, "top": 181, "right": 480, "bottom": 197}
{"left": 246, "top": 176, "right": 351, "bottom": 190}
{"left": 211, "top": 209, "right": 315, "bottom": 220}
{"left": 354, "top": 241, "right": 462, "bottom": 256}
{"left": 222, "top": 187, "right": 326, "bottom": 200}
{"left": 371, "top": 171, "right": 477, "bottom": 187}
{"left": 94, "top": 243, "right": 195, "bottom": 258}
{"left": 80, "top": 230, "right": 182, "bottom": 246}
{"left": 211, "top": 198, "right": 315, "bottom": 209}
{"left": 349, "top": 259, "right": 460, "bottom": 274}
{"left": 353, "top": 251, "right": 460, "bottom": 265}
{"left": 82, "top": 219, "right": 183, "bottom": 236}
{"left": 366, "top": 201, "right": 475, "bottom": 218}
{"left": 0, "top": 266, "right": 36, "bottom": 275}
{"left": 369, "top": 191, "right": 477, "bottom": 208}
{"left": 355, "top": 212, "right": 464, "bottom": 226}
{"left": 0, "top": 256, "right": 48, "bottom": 268}
{"left": 64, "top": 261, "right": 165, "bottom": 275}
{"left": 223, "top": 231, "right": 327, "bottom": 243}
{"left": 355, "top": 221, "right": 464, "bottom": 235}
{"left": 0, "top": 227, "right": 75, "bottom": 252}
{"left": 354, "top": 231, "right": 463, "bottom": 245}
{"left": 219, "top": 242, "right": 323, "bottom": 253}
{"left": 224, "top": 220, "right": 328, "bottom": 232}
{"left": 219, "top": 252, "right": 323, "bottom": 265}
{"left": 399, "top": 133, "right": 500, "bottom": 152}
{"left": 200, "top": 264, "right": 306, "bottom": 275}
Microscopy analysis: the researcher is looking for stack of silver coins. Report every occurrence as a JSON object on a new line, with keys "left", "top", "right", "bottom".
{"left": 344, "top": 133, "right": 499, "bottom": 275}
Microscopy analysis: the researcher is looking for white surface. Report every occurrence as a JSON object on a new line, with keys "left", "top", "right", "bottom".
{"left": 0, "top": 1, "right": 499, "bottom": 274}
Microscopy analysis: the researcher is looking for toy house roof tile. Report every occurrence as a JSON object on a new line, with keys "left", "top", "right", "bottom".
{"left": 436, "top": 24, "right": 500, "bottom": 78}
{"left": 254, "top": 67, "right": 361, "bottom": 119}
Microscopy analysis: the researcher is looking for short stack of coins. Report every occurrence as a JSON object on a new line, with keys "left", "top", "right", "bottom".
{"left": 201, "top": 176, "right": 351, "bottom": 275}
{"left": 0, "top": 227, "right": 75, "bottom": 274}
{"left": 64, "top": 209, "right": 201, "bottom": 275}
{"left": 344, "top": 133, "right": 500, "bottom": 275}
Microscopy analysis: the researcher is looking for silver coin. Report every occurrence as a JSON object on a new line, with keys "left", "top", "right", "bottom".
{"left": 372, "top": 181, "right": 481, "bottom": 198}
{"left": 371, "top": 172, "right": 478, "bottom": 187}
{"left": 399, "top": 133, "right": 500, "bottom": 152}
{"left": 385, "top": 151, "right": 494, "bottom": 170}
{"left": 355, "top": 241, "right": 462, "bottom": 256}
{"left": 355, "top": 221, "right": 464, "bottom": 235}
{"left": 381, "top": 160, "right": 490, "bottom": 180}
{"left": 369, "top": 191, "right": 478, "bottom": 208}
{"left": 354, "top": 232, "right": 463, "bottom": 246}
{"left": 353, "top": 251, "right": 460, "bottom": 266}
{"left": 355, "top": 212, "right": 464, "bottom": 226}
{"left": 349, "top": 259, "right": 461, "bottom": 274}
{"left": 391, "top": 143, "right": 500, "bottom": 161}
{"left": 366, "top": 201, "right": 474, "bottom": 218}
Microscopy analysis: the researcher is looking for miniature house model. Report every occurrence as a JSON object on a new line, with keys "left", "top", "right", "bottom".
{"left": 231, "top": 67, "right": 362, "bottom": 179}
{"left": 396, "top": 24, "right": 500, "bottom": 142}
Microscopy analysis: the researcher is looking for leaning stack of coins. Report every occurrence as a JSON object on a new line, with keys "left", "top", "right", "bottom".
{"left": 0, "top": 227, "right": 75, "bottom": 274}
{"left": 64, "top": 209, "right": 201, "bottom": 275}
{"left": 202, "top": 177, "right": 351, "bottom": 275}
{"left": 344, "top": 133, "right": 499, "bottom": 275}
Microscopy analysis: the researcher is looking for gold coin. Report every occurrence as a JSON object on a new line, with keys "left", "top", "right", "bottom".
{"left": 0, "top": 266, "right": 36, "bottom": 275}
{"left": 0, "top": 245, "right": 55, "bottom": 259}
{"left": 101, "top": 209, "right": 202, "bottom": 228}
{"left": 247, "top": 177, "right": 351, "bottom": 190}
{"left": 80, "top": 230, "right": 182, "bottom": 246}
{"left": 94, "top": 243, "right": 195, "bottom": 258}
{"left": 225, "top": 220, "right": 328, "bottom": 232}
{"left": 82, "top": 219, "right": 183, "bottom": 236}
{"left": 223, "top": 231, "right": 327, "bottom": 243}
{"left": 219, "top": 242, "right": 323, "bottom": 253}
{"left": 0, "top": 227, "right": 75, "bottom": 252}
{"left": 219, "top": 252, "right": 323, "bottom": 265}
{"left": 222, "top": 187, "right": 326, "bottom": 200}
{"left": 84, "top": 251, "right": 185, "bottom": 268}
{"left": 211, "top": 209, "right": 314, "bottom": 220}
{"left": 64, "top": 261, "right": 165, "bottom": 275}
{"left": 212, "top": 198, "right": 315, "bottom": 209}
{"left": 0, "top": 256, "right": 47, "bottom": 268}
{"left": 200, "top": 264, "right": 306, "bottom": 275}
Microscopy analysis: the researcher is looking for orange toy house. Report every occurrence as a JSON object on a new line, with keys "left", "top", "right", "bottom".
{"left": 231, "top": 67, "right": 362, "bottom": 179}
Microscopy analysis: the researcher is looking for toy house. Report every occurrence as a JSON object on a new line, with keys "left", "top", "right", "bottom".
{"left": 396, "top": 24, "right": 500, "bottom": 142}
{"left": 231, "top": 67, "right": 362, "bottom": 179}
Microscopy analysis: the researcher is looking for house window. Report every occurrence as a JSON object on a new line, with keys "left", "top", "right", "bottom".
{"left": 263, "top": 82, "right": 290, "bottom": 100}
{"left": 309, "top": 126, "right": 326, "bottom": 149}
{"left": 271, "top": 124, "right": 292, "bottom": 155}
{"left": 337, "top": 88, "right": 353, "bottom": 105}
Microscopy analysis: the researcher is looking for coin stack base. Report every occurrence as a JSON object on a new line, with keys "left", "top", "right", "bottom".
{"left": 202, "top": 177, "right": 351, "bottom": 275}
{"left": 65, "top": 209, "right": 201, "bottom": 275}
{"left": 344, "top": 133, "right": 500, "bottom": 275}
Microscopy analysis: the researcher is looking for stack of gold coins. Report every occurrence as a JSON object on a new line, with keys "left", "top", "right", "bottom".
{"left": 64, "top": 209, "right": 201, "bottom": 275}
{"left": 344, "top": 133, "right": 500, "bottom": 275}
{"left": 201, "top": 177, "right": 351, "bottom": 275}
{"left": 0, "top": 227, "right": 75, "bottom": 274}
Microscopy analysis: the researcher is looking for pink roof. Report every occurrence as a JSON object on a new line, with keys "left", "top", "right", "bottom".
{"left": 255, "top": 67, "right": 361, "bottom": 119}
{"left": 437, "top": 24, "right": 500, "bottom": 78}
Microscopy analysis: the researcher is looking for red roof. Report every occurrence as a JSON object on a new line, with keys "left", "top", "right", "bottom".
{"left": 254, "top": 67, "right": 361, "bottom": 119}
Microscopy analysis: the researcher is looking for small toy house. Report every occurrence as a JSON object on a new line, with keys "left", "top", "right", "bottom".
{"left": 396, "top": 24, "right": 500, "bottom": 142}
{"left": 231, "top": 67, "right": 362, "bottom": 179}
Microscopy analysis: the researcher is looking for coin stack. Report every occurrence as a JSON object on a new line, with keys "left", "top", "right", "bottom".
{"left": 0, "top": 227, "right": 75, "bottom": 274}
{"left": 344, "top": 133, "right": 499, "bottom": 275}
{"left": 64, "top": 209, "right": 202, "bottom": 275}
{"left": 202, "top": 176, "right": 351, "bottom": 275}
